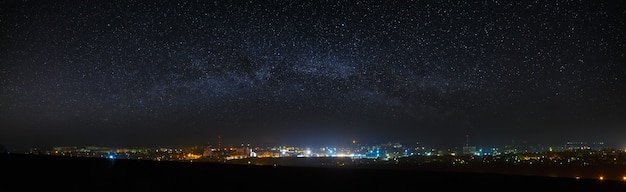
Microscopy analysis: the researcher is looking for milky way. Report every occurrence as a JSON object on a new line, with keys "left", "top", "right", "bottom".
{"left": 1, "top": 0, "right": 625, "bottom": 149}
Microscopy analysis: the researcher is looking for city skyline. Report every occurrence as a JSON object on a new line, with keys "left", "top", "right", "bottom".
{"left": 1, "top": 0, "right": 625, "bottom": 150}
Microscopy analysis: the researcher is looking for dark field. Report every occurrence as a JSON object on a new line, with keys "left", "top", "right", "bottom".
{"left": 1, "top": 153, "right": 625, "bottom": 191}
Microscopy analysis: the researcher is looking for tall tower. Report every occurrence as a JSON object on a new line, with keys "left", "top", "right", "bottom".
{"left": 462, "top": 132, "right": 476, "bottom": 155}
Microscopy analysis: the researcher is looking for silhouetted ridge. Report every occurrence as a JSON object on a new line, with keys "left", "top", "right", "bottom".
{"left": 1, "top": 153, "right": 624, "bottom": 191}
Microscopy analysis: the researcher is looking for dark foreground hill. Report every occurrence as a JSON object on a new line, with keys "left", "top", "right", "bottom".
{"left": 1, "top": 153, "right": 625, "bottom": 191}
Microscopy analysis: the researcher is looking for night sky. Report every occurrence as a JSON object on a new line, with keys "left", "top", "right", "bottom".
{"left": 1, "top": 0, "right": 625, "bottom": 150}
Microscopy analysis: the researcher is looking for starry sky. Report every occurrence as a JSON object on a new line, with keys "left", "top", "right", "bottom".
{"left": 1, "top": 0, "right": 625, "bottom": 150}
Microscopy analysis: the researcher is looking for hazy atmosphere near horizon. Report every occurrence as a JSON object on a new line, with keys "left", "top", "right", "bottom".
{"left": 1, "top": 0, "right": 625, "bottom": 150}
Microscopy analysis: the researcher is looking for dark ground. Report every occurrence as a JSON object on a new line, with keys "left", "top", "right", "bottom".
{"left": 1, "top": 153, "right": 625, "bottom": 191}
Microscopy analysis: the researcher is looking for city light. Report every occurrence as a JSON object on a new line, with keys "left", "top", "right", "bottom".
{"left": 17, "top": 141, "right": 626, "bottom": 183}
